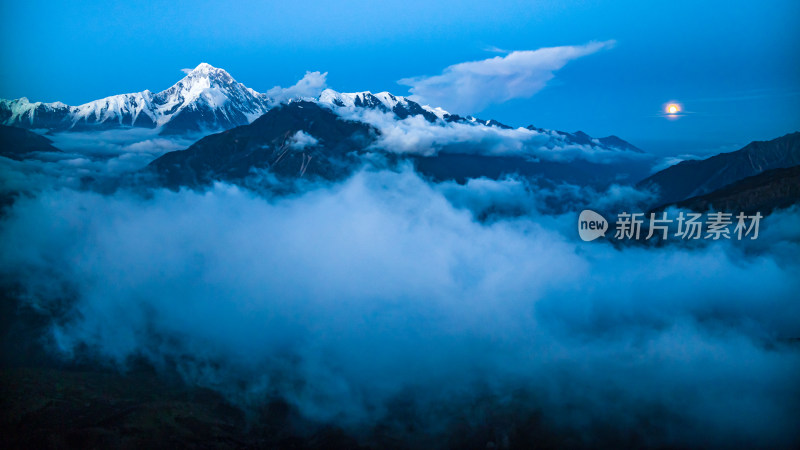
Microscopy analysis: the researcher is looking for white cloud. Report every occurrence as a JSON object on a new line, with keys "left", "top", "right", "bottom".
{"left": 333, "top": 106, "right": 648, "bottom": 164}
{"left": 399, "top": 40, "right": 616, "bottom": 114}
{"left": 1, "top": 169, "right": 798, "bottom": 446}
{"left": 287, "top": 130, "right": 319, "bottom": 151}
{"left": 267, "top": 71, "right": 328, "bottom": 103}
{"left": 181, "top": 68, "right": 193, "bottom": 75}
{"left": 482, "top": 45, "right": 511, "bottom": 54}
{"left": 650, "top": 154, "right": 702, "bottom": 173}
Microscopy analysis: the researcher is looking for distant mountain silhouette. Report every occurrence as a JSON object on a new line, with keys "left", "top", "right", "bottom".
{"left": 639, "top": 132, "right": 800, "bottom": 205}
{"left": 0, "top": 125, "right": 61, "bottom": 161}
{"left": 672, "top": 165, "right": 800, "bottom": 215}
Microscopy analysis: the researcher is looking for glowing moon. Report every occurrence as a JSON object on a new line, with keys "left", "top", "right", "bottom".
{"left": 667, "top": 104, "right": 680, "bottom": 114}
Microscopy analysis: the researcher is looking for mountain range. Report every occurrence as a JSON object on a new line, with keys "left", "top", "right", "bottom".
{"left": 638, "top": 132, "right": 800, "bottom": 205}
{"left": 0, "top": 64, "right": 270, "bottom": 134}
{"left": 1, "top": 63, "right": 643, "bottom": 155}
{"left": 148, "top": 101, "right": 376, "bottom": 188}
{"left": 3, "top": 63, "right": 799, "bottom": 215}
{"left": 143, "top": 100, "right": 800, "bottom": 215}
{"left": 145, "top": 100, "right": 652, "bottom": 189}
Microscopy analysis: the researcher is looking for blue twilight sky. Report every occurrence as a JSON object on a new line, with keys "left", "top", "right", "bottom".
{"left": 1, "top": 0, "right": 798, "bottom": 156}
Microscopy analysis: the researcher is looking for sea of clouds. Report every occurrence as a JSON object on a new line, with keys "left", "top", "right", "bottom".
{"left": 1, "top": 142, "right": 799, "bottom": 447}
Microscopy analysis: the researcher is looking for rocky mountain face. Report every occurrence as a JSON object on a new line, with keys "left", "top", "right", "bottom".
{"left": 318, "top": 89, "right": 441, "bottom": 123}
{"left": 147, "top": 101, "right": 377, "bottom": 188}
{"left": 0, "top": 64, "right": 271, "bottom": 134}
{"left": 639, "top": 132, "right": 800, "bottom": 205}
{"left": 672, "top": 165, "right": 800, "bottom": 215}
{"left": 145, "top": 100, "right": 652, "bottom": 190}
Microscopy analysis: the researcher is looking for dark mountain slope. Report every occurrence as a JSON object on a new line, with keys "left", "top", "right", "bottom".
{"left": 147, "top": 100, "right": 653, "bottom": 190}
{"left": 0, "top": 125, "right": 62, "bottom": 160}
{"left": 147, "top": 101, "right": 378, "bottom": 188}
{"left": 412, "top": 152, "right": 651, "bottom": 187}
{"left": 638, "top": 132, "right": 800, "bottom": 205}
{"left": 673, "top": 165, "right": 800, "bottom": 215}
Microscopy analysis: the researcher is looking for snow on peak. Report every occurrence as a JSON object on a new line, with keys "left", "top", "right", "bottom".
{"left": 373, "top": 92, "right": 402, "bottom": 109}
{"left": 2, "top": 66, "right": 494, "bottom": 136}
{"left": 183, "top": 63, "right": 233, "bottom": 82}
{"left": 318, "top": 89, "right": 362, "bottom": 108}
{"left": 1, "top": 64, "right": 270, "bottom": 132}
{"left": 422, "top": 105, "right": 450, "bottom": 120}
{"left": 318, "top": 89, "right": 413, "bottom": 111}
{"left": 192, "top": 62, "right": 216, "bottom": 72}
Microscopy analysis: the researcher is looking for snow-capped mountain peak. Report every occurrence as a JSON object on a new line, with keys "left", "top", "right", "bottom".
{"left": 173, "top": 63, "right": 236, "bottom": 94}
{"left": 1, "top": 65, "right": 642, "bottom": 155}
{"left": 319, "top": 89, "right": 411, "bottom": 111}
{"left": 1, "top": 63, "right": 270, "bottom": 134}
{"left": 318, "top": 88, "right": 441, "bottom": 122}
{"left": 315, "top": 88, "right": 643, "bottom": 153}
{"left": 186, "top": 62, "right": 228, "bottom": 77}
{"left": 0, "top": 97, "right": 73, "bottom": 129}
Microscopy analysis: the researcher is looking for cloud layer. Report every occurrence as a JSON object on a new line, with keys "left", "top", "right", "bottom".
{"left": 267, "top": 71, "right": 329, "bottom": 103}
{"left": 399, "top": 41, "right": 615, "bottom": 113}
{"left": 329, "top": 106, "right": 653, "bottom": 172}
{"left": 1, "top": 166, "right": 798, "bottom": 447}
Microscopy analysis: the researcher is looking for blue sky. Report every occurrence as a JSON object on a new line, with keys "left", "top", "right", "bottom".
{"left": 1, "top": 0, "right": 798, "bottom": 155}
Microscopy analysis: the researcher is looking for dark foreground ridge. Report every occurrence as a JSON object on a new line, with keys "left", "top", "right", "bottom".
{"left": 147, "top": 101, "right": 378, "bottom": 188}
{"left": 638, "top": 132, "right": 800, "bottom": 205}
{"left": 672, "top": 164, "right": 800, "bottom": 214}
{"left": 0, "top": 125, "right": 62, "bottom": 160}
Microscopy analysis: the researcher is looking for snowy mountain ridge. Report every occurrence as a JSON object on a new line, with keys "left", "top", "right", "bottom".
{"left": 0, "top": 63, "right": 271, "bottom": 134}
{"left": 0, "top": 63, "right": 643, "bottom": 154}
